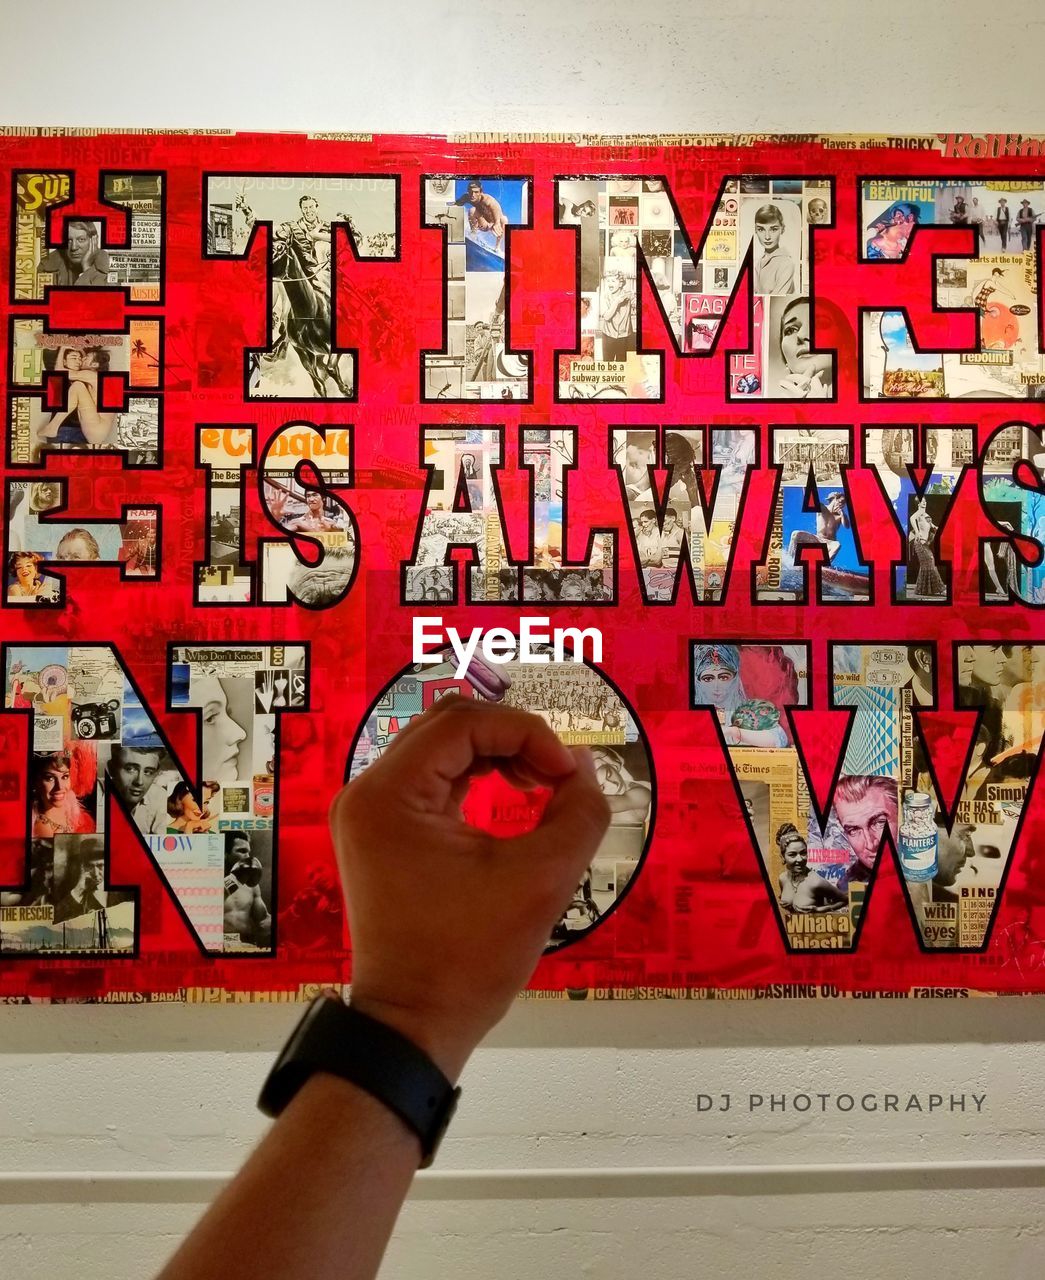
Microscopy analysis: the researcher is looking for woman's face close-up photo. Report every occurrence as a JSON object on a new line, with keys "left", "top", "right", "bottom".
{"left": 34, "top": 758, "right": 70, "bottom": 809}
{"left": 194, "top": 676, "right": 247, "bottom": 781}
{"left": 782, "top": 836, "right": 808, "bottom": 872}
{"left": 183, "top": 794, "right": 204, "bottom": 821}
{"left": 557, "top": 576, "right": 588, "bottom": 601}
{"left": 695, "top": 663, "right": 737, "bottom": 707}
{"left": 592, "top": 751, "right": 624, "bottom": 795}
{"left": 756, "top": 218, "right": 782, "bottom": 252}
{"left": 14, "top": 555, "right": 37, "bottom": 587}
{"left": 780, "top": 301, "right": 813, "bottom": 372}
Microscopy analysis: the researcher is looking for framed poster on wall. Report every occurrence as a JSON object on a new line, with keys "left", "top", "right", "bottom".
{"left": 1, "top": 127, "right": 1044, "bottom": 1002}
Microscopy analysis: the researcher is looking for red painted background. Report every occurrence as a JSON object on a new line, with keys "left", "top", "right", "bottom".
{"left": 1, "top": 130, "right": 1044, "bottom": 1001}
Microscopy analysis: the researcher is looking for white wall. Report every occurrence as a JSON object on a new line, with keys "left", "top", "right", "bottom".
{"left": 2, "top": 2, "right": 1045, "bottom": 1275}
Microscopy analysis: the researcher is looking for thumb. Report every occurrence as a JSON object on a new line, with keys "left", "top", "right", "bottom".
{"left": 512, "top": 748, "right": 611, "bottom": 877}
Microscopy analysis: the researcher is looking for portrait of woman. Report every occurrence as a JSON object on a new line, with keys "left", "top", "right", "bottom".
{"left": 865, "top": 200, "right": 921, "bottom": 260}
{"left": 522, "top": 568, "right": 553, "bottom": 601}
{"left": 752, "top": 202, "right": 796, "bottom": 295}
{"left": 36, "top": 346, "right": 116, "bottom": 447}
{"left": 552, "top": 571, "right": 595, "bottom": 602}
{"left": 589, "top": 747, "right": 651, "bottom": 826}
{"left": 598, "top": 268, "right": 636, "bottom": 362}
{"left": 776, "top": 822, "right": 848, "bottom": 914}
{"left": 908, "top": 496, "right": 946, "bottom": 596}
{"left": 166, "top": 781, "right": 218, "bottom": 833}
{"left": 608, "top": 229, "right": 638, "bottom": 257}
{"left": 190, "top": 675, "right": 248, "bottom": 783}
{"left": 30, "top": 747, "right": 96, "bottom": 837}
{"left": 692, "top": 643, "right": 791, "bottom": 747}
{"left": 773, "top": 297, "right": 833, "bottom": 398}
{"left": 8, "top": 551, "right": 58, "bottom": 603}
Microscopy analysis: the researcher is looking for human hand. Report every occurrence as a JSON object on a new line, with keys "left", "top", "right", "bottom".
{"left": 265, "top": 485, "right": 289, "bottom": 523}
{"left": 329, "top": 696, "right": 611, "bottom": 1080}
{"left": 805, "top": 370, "right": 830, "bottom": 398}
{"left": 778, "top": 371, "right": 829, "bottom": 399}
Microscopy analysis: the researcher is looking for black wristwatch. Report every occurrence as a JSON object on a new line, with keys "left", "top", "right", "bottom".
{"left": 258, "top": 993, "right": 461, "bottom": 1168}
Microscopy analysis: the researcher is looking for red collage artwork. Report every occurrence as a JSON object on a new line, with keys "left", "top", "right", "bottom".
{"left": 2, "top": 128, "right": 1045, "bottom": 1002}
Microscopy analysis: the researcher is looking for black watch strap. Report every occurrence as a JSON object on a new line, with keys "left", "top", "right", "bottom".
{"left": 258, "top": 994, "right": 461, "bottom": 1168}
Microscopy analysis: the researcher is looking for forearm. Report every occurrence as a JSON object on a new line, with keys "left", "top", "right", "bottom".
{"left": 157, "top": 699, "right": 608, "bottom": 1280}
{"left": 156, "top": 1073, "right": 422, "bottom": 1280}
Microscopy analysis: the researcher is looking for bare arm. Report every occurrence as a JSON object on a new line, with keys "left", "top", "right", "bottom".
{"left": 157, "top": 696, "right": 609, "bottom": 1280}
{"left": 811, "top": 875, "right": 849, "bottom": 911}
{"left": 155, "top": 1073, "right": 426, "bottom": 1280}
{"left": 251, "top": 883, "right": 271, "bottom": 929}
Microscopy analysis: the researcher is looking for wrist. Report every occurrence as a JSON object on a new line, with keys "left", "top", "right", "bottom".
{"left": 259, "top": 995, "right": 463, "bottom": 1167}
{"left": 346, "top": 991, "right": 474, "bottom": 1084}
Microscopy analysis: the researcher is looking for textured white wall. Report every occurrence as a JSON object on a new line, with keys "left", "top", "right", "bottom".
{"left": 2, "top": 1, "right": 1045, "bottom": 1276}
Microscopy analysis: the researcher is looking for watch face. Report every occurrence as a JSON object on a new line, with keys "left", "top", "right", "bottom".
{"left": 259, "top": 996, "right": 459, "bottom": 1167}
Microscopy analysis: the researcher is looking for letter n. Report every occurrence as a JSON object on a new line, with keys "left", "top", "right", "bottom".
{"left": 0, "top": 642, "right": 308, "bottom": 958}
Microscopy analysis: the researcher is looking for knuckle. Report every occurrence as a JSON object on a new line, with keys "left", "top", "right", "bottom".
{"left": 328, "top": 778, "right": 362, "bottom": 830}
{"left": 516, "top": 703, "right": 549, "bottom": 727}
{"left": 327, "top": 784, "right": 346, "bottom": 827}
{"left": 535, "top": 880, "right": 569, "bottom": 919}
{"left": 580, "top": 782, "right": 613, "bottom": 829}
{"left": 442, "top": 696, "right": 475, "bottom": 720}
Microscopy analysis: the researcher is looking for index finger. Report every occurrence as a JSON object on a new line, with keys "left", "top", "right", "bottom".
{"left": 378, "top": 689, "right": 466, "bottom": 761}
{"left": 374, "top": 698, "right": 576, "bottom": 803}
